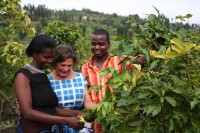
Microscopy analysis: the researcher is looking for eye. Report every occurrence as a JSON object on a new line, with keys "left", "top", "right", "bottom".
{"left": 99, "top": 42, "right": 105, "bottom": 46}
{"left": 67, "top": 65, "right": 72, "bottom": 67}
{"left": 91, "top": 42, "right": 96, "bottom": 46}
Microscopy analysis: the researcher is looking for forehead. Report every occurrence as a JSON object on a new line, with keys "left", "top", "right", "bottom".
{"left": 58, "top": 58, "right": 73, "bottom": 64}
{"left": 91, "top": 34, "right": 107, "bottom": 41}
{"left": 39, "top": 48, "right": 55, "bottom": 55}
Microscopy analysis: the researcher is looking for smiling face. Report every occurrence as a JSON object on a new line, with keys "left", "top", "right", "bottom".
{"left": 33, "top": 48, "right": 55, "bottom": 69}
{"left": 91, "top": 34, "right": 110, "bottom": 59}
{"left": 54, "top": 58, "right": 74, "bottom": 79}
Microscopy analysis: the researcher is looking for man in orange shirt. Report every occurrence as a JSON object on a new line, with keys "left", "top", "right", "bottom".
{"left": 81, "top": 29, "right": 146, "bottom": 132}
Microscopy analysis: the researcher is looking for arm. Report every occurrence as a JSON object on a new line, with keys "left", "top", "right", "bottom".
{"left": 14, "top": 73, "right": 84, "bottom": 130}
{"left": 56, "top": 107, "right": 81, "bottom": 117}
{"left": 84, "top": 87, "right": 96, "bottom": 108}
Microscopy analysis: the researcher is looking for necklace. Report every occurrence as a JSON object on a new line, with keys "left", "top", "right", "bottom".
{"left": 25, "top": 64, "right": 45, "bottom": 73}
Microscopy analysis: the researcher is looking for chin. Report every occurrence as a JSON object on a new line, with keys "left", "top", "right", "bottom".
{"left": 43, "top": 65, "right": 50, "bottom": 69}
{"left": 94, "top": 54, "right": 102, "bottom": 57}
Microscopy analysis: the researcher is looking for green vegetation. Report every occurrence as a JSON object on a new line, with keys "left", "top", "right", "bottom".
{"left": 89, "top": 9, "right": 200, "bottom": 132}
{"left": 0, "top": 1, "right": 200, "bottom": 132}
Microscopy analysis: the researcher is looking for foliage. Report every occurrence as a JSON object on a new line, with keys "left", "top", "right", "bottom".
{"left": 0, "top": 0, "right": 34, "bottom": 129}
{"left": 23, "top": 4, "right": 200, "bottom": 41}
{"left": 41, "top": 20, "right": 91, "bottom": 71}
{"left": 42, "top": 20, "right": 81, "bottom": 46}
{"left": 0, "top": 0, "right": 35, "bottom": 66}
{"left": 73, "top": 36, "right": 92, "bottom": 71}
{"left": 0, "top": 0, "right": 35, "bottom": 95}
{"left": 89, "top": 9, "right": 200, "bottom": 132}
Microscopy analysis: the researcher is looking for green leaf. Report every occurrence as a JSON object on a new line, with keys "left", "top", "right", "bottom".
{"left": 128, "top": 120, "right": 143, "bottom": 127}
{"left": 101, "top": 68, "right": 111, "bottom": 78}
{"left": 165, "top": 97, "right": 177, "bottom": 107}
{"left": 150, "top": 59, "right": 160, "bottom": 69}
{"left": 103, "top": 102, "right": 109, "bottom": 109}
{"left": 138, "top": 90, "right": 152, "bottom": 99}
{"left": 168, "top": 118, "right": 174, "bottom": 132}
{"left": 149, "top": 87, "right": 161, "bottom": 96}
{"left": 140, "top": 48, "right": 150, "bottom": 64}
{"left": 190, "top": 100, "right": 198, "bottom": 110}
{"left": 152, "top": 105, "right": 161, "bottom": 116}
{"left": 171, "top": 89, "right": 182, "bottom": 94}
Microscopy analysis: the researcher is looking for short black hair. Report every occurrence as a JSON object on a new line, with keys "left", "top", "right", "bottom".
{"left": 51, "top": 44, "right": 79, "bottom": 68}
{"left": 92, "top": 29, "right": 110, "bottom": 43}
{"left": 26, "top": 34, "right": 57, "bottom": 57}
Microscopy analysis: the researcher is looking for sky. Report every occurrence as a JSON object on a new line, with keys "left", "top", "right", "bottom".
{"left": 20, "top": 0, "right": 200, "bottom": 24}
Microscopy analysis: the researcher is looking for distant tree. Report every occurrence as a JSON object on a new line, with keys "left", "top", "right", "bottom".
{"left": 42, "top": 20, "right": 81, "bottom": 46}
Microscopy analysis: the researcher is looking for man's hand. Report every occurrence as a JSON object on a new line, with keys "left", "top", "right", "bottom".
{"left": 136, "top": 56, "right": 146, "bottom": 67}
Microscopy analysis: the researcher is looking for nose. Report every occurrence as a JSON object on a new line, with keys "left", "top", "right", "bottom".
{"left": 63, "top": 66, "right": 70, "bottom": 72}
{"left": 47, "top": 58, "right": 53, "bottom": 63}
{"left": 94, "top": 44, "right": 100, "bottom": 49}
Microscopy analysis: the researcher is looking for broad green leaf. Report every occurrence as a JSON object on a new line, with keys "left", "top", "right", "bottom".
{"left": 140, "top": 48, "right": 150, "bottom": 64}
{"left": 138, "top": 90, "right": 152, "bottom": 99}
{"left": 166, "top": 51, "right": 180, "bottom": 58}
{"left": 101, "top": 68, "right": 110, "bottom": 78}
{"left": 171, "top": 38, "right": 184, "bottom": 49}
{"left": 150, "top": 50, "right": 166, "bottom": 59}
{"left": 102, "top": 106, "right": 106, "bottom": 116}
{"left": 182, "top": 43, "right": 195, "bottom": 54}
{"left": 171, "top": 44, "right": 181, "bottom": 53}
{"left": 149, "top": 87, "right": 161, "bottom": 96}
{"left": 150, "top": 59, "right": 160, "bottom": 69}
{"left": 168, "top": 118, "right": 174, "bottom": 132}
{"left": 171, "top": 89, "right": 182, "bottom": 94}
{"left": 146, "top": 105, "right": 157, "bottom": 115}
{"left": 133, "top": 64, "right": 141, "bottom": 71}
{"left": 128, "top": 120, "right": 143, "bottom": 127}
{"left": 165, "top": 97, "right": 177, "bottom": 107}
{"left": 103, "top": 102, "right": 109, "bottom": 109}
{"left": 152, "top": 105, "right": 161, "bottom": 116}
{"left": 190, "top": 100, "right": 198, "bottom": 110}
{"left": 160, "top": 97, "right": 164, "bottom": 103}
{"left": 186, "top": 13, "right": 192, "bottom": 18}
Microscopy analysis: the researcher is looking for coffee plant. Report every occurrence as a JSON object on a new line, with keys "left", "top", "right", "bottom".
{"left": 89, "top": 9, "right": 200, "bottom": 133}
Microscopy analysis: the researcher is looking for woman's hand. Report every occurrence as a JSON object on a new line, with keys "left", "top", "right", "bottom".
{"left": 64, "top": 117, "right": 85, "bottom": 130}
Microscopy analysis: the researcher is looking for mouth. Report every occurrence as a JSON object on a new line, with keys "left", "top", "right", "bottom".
{"left": 94, "top": 50, "right": 102, "bottom": 55}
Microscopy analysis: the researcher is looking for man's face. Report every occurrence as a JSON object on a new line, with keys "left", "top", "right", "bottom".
{"left": 91, "top": 34, "right": 109, "bottom": 58}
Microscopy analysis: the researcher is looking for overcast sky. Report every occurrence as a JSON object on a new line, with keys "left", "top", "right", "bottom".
{"left": 20, "top": 0, "right": 200, "bottom": 24}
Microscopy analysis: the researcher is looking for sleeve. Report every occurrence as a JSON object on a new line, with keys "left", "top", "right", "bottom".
{"left": 81, "top": 73, "right": 88, "bottom": 87}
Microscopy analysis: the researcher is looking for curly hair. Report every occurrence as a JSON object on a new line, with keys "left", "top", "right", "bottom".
{"left": 51, "top": 44, "right": 79, "bottom": 68}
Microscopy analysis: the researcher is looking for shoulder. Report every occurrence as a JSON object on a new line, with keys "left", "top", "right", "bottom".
{"left": 75, "top": 72, "right": 83, "bottom": 77}
{"left": 14, "top": 68, "right": 31, "bottom": 79}
{"left": 75, "top": 72, "right": 87, "bottom": 79}
{"left": 47, "top": 74, "right": 54, "bottom": 81}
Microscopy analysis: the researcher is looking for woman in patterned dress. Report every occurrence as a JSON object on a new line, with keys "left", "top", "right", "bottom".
{"left": 48, "top": 44, "right": 96, "bottom": 133}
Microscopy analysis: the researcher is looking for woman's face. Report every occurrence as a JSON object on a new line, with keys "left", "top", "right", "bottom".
{"left": 34, "top": 48, "right": 55, "bottom": 69}
{"left": 55, "top": 58, "right": 74, "bottom": 78}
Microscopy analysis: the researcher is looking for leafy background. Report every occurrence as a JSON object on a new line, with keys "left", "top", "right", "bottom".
{"left": 0, "top": 0, "right": 200, "bottom": 132}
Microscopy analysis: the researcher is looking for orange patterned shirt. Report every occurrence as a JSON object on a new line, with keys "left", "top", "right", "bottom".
{"left": 81, "top": 53, "right": 131, "bottom": 104}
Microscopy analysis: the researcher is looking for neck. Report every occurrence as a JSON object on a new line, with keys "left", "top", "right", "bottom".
{"left": 30, "top": 60, "right": 42, "bottom": 70}
{"left": 93, "top": 53, "right": 109, "bottom": 70}
{"left": 94, "top": 52, "right": 108, "bottom": 62}
{"left": 26, "top": 63, "right": 45, "bottom": 73}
